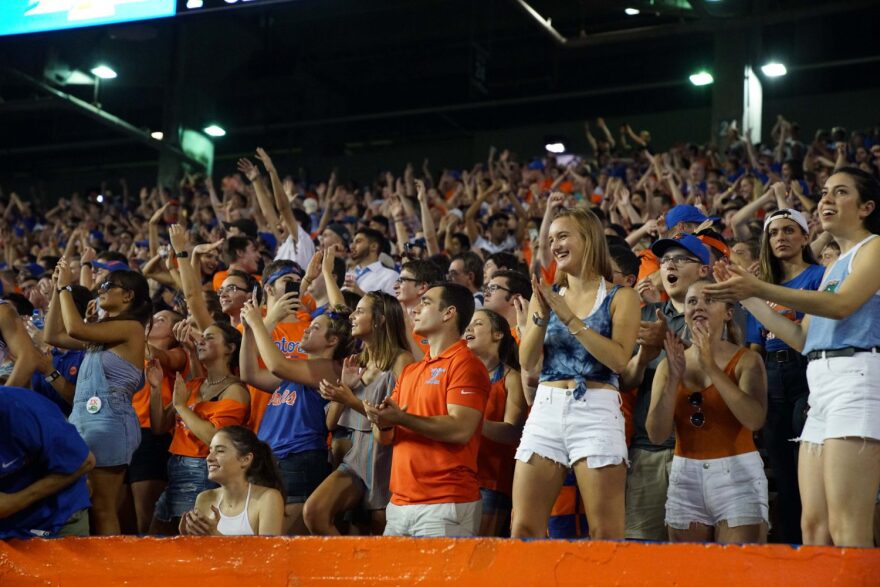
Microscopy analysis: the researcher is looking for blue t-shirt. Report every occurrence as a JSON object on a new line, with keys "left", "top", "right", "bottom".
{"left": 0, "top": 387, "right": 91, "bottom": 538}
{"left": 257, "top": 380, "right": 329, "bottom": 458}
{"left": 30, "top": 349, "right": 85, "bottom": 417}
{"left": 746, "top": 264, "right": 825, "bottom": 352}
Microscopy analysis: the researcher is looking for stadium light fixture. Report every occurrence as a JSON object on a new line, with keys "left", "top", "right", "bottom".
{"left": 204, "top": 125, "right": 226, "bottom": 137}
{"left": 150, "top": 131, "right": 164, "bottom": 140}
{"left": 689, "top": 71, "right": 714, "bottom": 86}
{"left": 545, "top": 142, "right": 565, "bottom": 154}
{"left": 624, "top": 8, "right": 640, "bottom": 16}
{"left": 761, "top": 62, "right": 787, "bottom": 77}
{"left": 90, "top": 65, "right": 117, "bottom": 79}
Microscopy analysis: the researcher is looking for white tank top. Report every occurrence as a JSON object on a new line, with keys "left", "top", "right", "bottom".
{"left": 216, "top": 484, "right": 255, "bottom": 536}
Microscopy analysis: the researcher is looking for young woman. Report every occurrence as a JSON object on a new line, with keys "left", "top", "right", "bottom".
{"left": 707, "top": 167, "right": 880, "bottom": 547}
{"left": 747, "top": 206, "right": 824, "bottom": 544}
{"left": 514, "top": 207, "right": 640, "bottom": 539}
{"left": 301, "top": 292, "right": 413, "bottom": 536}
{"left": 149, "top": 323, "right": 249, "bottom": 534}
{"left": 239, "top": 300, "right": 355, "bottom": 535}
{"left": 46, "top": 262, "right": 152, "bottom": 535}
{"left": 648, "top": 278, "right": 768, "bottom": 544}
{"left": 179, "top": 426, "right": 285, "bottom": 536}
{"left": 463, "top": 308, "right": 526, "bottom": 537}
{"left": 125, "top": 309, "right": 188, "bottom": 534}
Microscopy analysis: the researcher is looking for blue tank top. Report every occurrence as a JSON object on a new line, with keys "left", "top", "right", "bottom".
{"left": 257, "top": 380, "right": 328, "bottom": 458}
{"left": 803, "top": 234, "right": 880, "bottom": 354}
{"left": 540, "top": 281, "right": 621, "bottom": 398}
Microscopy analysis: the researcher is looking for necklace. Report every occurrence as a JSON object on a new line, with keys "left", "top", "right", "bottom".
{"left": 206, "top": 373, "right": 233, "bottom": 386}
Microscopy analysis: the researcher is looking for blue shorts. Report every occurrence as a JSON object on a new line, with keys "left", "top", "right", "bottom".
{"left": 153, "top": 455, "right": 217, "bottom": 521}
{"left": 277, "top": 449, "right": 331, "bottom": 504}
{"left": 480, "top": 487, "right": 512, "bottom": 515}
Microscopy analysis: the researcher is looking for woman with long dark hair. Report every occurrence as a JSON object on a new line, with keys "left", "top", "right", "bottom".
{"left": 179, "top": 426, "right": 284, "bottom": 536}
{"left": 302, "top": 292, "right": 413, "bottom": 535}
{"left": 46, "top": 263, "right": 152, "bottom": 534}
{"left": 463, "top": 308, "right": 526, "bottom": 536}
{"left": 708, "top": 167, "right": 880, "bottom": 547}
{"left": 747, "top": 202, "right": 825, "bottom": 544}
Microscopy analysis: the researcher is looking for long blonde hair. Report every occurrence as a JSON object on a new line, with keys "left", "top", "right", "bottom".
{"left": 552, "top": 207, "right": 613, "bottom": 286}
{"left": 357, "top": 292, "right": 410, "bottom": 371}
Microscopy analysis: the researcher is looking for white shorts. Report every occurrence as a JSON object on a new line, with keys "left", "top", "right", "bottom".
{"left": 801, "top": 351, "right": 880, "bottom": 444}
{"left": 515, "top": 385, "right": 628, "bottom": 469}
{"left": 383, "top": 500, "right": 481, "bottom": 538}
{"left": 665, "top": 452, "right": 768, "bottom": 530}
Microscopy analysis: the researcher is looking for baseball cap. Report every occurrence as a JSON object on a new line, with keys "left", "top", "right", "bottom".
{"left": 223, "top": 218, "right": 259, "bottom": 238}
{"left": 93, "top": 260, "right": 130, "bottom": 272}
{"left": 651, "top": 234, "right": 711, "bottom": 266}
{"left": 325, "top": 223, "right": 351, "bottom": 246}
{"left": 763, "top": 208, "right": 809, "bottom": 234}
{"left": 664, "top": 205, "right": 718, "bottom": 232}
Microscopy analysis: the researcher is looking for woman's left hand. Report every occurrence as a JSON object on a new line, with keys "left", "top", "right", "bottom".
{"left": 531, "top": 276, "right": 577, "bottom": 326}
{"left": 172, "top": 373, "right": 189, "bottom": 409}
{"left": 703, "top": 261, "right": 762, "bottom": 302}
{"left": 55, "top": 258, "right": 73, "bottom": 288}
{"left": 181, "top": 507, "right": 221, "bottom": 536}
{"left": 318, "top": 379, "right": 356, "bottom": 404}
{"left": 690, "top": 322, "right": 716, "bottom": 371}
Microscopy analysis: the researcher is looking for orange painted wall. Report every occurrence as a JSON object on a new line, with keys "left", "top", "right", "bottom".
{"left": 1, "top": 537, "right": 878, "bottom": 586}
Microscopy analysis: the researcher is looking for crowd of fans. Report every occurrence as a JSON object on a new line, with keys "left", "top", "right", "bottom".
{"left": 1, "top": 116, "right": 879, "bottom": 547}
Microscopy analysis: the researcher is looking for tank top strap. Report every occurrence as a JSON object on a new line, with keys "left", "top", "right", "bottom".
{"left": 723, "top": 347, "right": 748, "bottom": 376}
{"left": 243, "top": 483, "right": 252, "bottom": 509}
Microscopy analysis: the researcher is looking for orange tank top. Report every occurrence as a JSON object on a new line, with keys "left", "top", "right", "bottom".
{"left": 476, "top": 370, "right": 516, "bottom": 497}
{"left": 673, "top": 348, "right": 756, "bottom": 460}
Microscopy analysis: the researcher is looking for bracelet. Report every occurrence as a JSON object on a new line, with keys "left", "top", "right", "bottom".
{"left": 175, "top": 251, "right": 189, "bottom": 258}
{"left": 82, "top": 262, "right": 93, "bottom": 268}
{"left": 57, "top": 285, "right": 73, "bottom": 294}
{"left": 568, "top": 322, "right": 589, "bottom": 337}
{"left": 531, "top": 312, "right": 549, "bottom": 327}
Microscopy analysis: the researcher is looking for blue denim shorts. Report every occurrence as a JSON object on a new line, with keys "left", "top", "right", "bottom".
{"left": 277, "top": 449, "right": 331, "bottom": 504}
{"left": 153, "top": 455, "right": 217, "bottom": 521}
{"left": 480, "top": 487, "right": 512, "bottom": 515}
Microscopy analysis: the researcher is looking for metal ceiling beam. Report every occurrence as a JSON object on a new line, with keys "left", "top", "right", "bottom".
{"left": 0, "top": 68, "right": 205, "bottom": 170}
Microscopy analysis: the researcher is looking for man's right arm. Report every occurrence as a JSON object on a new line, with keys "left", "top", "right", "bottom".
{"left": 0, "top": 453, "right": 95, "bottom": 520}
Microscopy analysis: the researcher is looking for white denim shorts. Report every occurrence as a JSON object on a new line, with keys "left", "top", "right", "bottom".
{"left": 665, "top": 452, "right": 769, "bottom": 530}
{"left": 515, "top": 384, "right": 628, "bottom": 469}
{"left": 383, "top": 500, "right": 481, "bottom": 538}
{"left": 801, "top": 351, "right": 880, "bottom": 444}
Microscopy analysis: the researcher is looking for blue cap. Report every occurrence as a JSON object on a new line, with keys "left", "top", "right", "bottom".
{"left": 527, "top": 159, "right": 545, "bottom": 171}
{"left": 650, "top": 234, "right": 711, "bottom": 266}
{"left": 664, "top": 205, "right": 718, "bottom": 232}
{"left": 258, "top": 231, "right": 277, "bottom": 252}
{"left": 89, "top": 230, "right": 105, "bottom": 242}
{"left": 23, "top": 263, "right": 46, "bottom": 277}
{"left": 93, "top": 260, "right": 129, "bottom": 272}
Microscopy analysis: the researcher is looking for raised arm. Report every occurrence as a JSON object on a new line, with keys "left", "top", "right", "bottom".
{"left": 415, "top": 179, "right": 441, "bottom": 257}
{"left": 239, "top": 320, "right": 283, "bottom": 393}
{"left": 168, "top": 225, "right": 214, "bottom": 332}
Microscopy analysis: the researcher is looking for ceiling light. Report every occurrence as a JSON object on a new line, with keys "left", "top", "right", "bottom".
{"left": 203, "top": 125, "right": 226, "bottom": 137}
{"left": 90, "top": 65, "right": 117, "bottom": 79}
{"left": 150, "top": 131, "right": 164, "bottom": 140}
{"left": 545, "top": 142, "right": 565, "bottom": 154}
{"left": 761, "top": 62, "right": 787, "bottom": 77}
{"left": 689, "top": 71, "right": 714, "bottom": 86}
{"left": 624, "top": 8, "right": 640, "bottom": 16}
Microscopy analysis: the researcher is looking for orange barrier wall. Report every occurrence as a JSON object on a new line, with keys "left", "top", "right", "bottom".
{"left": 1, "top": 536, "right": 878, "bottom": 586}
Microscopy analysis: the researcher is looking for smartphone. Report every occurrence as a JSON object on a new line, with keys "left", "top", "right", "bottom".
{"left": 285, "top": 280, "right": 300, "bottom": 296}
{"left": 253, "top": 285, "right": 263, "bottom": 305}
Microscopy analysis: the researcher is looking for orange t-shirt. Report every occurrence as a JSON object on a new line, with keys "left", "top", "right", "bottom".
{"left": 240, "top": 314, "right": 312, "bottom": 432}
{"left": 636, "top": 249, "right": 668, "bottom": 305}
{"left": 673, "top": 348, "right": 756, "bottom": 460}
{"left": 168, "top": 378, "right": 249, "bottom": 458}
{"left": 476, "top": 372, "right": 516, "bottom": 497}
{"left": 389, "top": 340, "right": 490, "bottom": 505}
{"left": 131, "top": 349, "right": 189, "bottom": 429}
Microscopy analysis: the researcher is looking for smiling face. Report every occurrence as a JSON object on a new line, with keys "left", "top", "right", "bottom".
{"left": 206, "top": 431, "right": 251, "bottom": 484}
{"left": 300, "top": 315, "right": 332, "bottom": 353}
{"left": 463, "top": 310, "right": 501, "bottom": 353}
{"left": 684, "top": 281, "right": 731, "bottom": 334}
{"left": 218, "top": 275, "right": 250, "bottom": 314}
{"left": 201, "top": 249, "right": 220, "bottom": 275}
{"left": 818, "top": 172, "right": 876, "bottom": 235}
{"left": 97, "top": 277, "right": 133, "bottom": 313}
{"left": 196, "top": 325, "right": 231, "bottom": 362}
{"left": 147, "top": 310, "right": 179, "bottom": 343}
{"left": 548, "top": 216, "right": 583, "bottom": 275}
{"left": 350, "top": 296, "right": 374, "bottom": 339}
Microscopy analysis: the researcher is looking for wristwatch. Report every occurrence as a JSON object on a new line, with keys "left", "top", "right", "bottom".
{"left": 175, "top": 251, "right": 189, "bottom": 258}
{"left": 57, "top": 285, "right": 74, "bottom": 294}
{"left": 46, "top": 370, "right": 62, "bottom": 383}
{"left": 532, "top": 313, "right": 549, "bottom": 327}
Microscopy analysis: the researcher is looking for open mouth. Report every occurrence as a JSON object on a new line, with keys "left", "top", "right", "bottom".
{"left": 665, "top": 274, "right": 679, "bottom": 285}
{"left": 464, "top": 334, "right": 476, "bottom": 341}
{"left": 554, "top": 250, "right": 569, "bottom": 261}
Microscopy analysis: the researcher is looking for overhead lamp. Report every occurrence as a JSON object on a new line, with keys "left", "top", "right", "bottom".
{"left": 150, "top": 131, "right": 164, "bottom": 140}
{"left": 90, "top": 65, "right": 117, "bottom": 80}
{"left": 545, "top": 142, "right": 566, "bottom": 154}
{"left": 761, "top": 62, "right": 787, "bottom": 77}
{"left": 689, "top": 71, "right": 714, "bottom": 86}
{"left": 624, "top": 8, "right": 640, "bottom": 16}
{"left": 203, "top": 125, "right": 226, "bottom": 137}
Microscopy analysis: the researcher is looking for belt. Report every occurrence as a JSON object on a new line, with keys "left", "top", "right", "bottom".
{"left": 765, "top": 349, "right": 800, "bottom": 363}
{"left": 806, "top": 347, "right": 880, "bottom": 361}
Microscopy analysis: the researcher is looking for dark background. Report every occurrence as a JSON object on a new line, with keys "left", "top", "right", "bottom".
{"left": 1, "top": 0, "right": 878, "bottom": 201}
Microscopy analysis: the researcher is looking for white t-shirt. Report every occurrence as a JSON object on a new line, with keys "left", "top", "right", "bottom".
{"left": 354, "top": 260, "right": 399, "bottom": 296}
{"left": 274, "top": 225, "right": 315, "bottom": 271}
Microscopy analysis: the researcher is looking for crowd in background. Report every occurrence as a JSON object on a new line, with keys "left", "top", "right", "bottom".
{"left": 1, "top": 115, "right": 879, "bottom": 547}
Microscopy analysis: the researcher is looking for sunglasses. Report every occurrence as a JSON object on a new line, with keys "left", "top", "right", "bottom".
{"left": 688, "top": 391, "right": 705, "bottom": 428}
{"left": 98, "top": 282, "right": 126, "bottom": 293}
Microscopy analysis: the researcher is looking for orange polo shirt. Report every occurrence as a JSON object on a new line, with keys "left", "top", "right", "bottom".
{"left": 389, "top": 340, "right": 490, "bottom": 505}
{"left": 168, "top": 378, "right": 249, "bottom": 458}
{"left": 476, "top": 372, "right": 517, "bottom": 497}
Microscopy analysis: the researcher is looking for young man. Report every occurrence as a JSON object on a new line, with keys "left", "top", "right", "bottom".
{"left": 364, "top": 283, "right": 490, "bottom": 537}
{"left": 481, "top": 269, "right": 531, "bottom": 342}
{"left": 212, "top": 236, "right": 262, "bottom": 291}
{"left": 0, "top": 387, "right": 96, "bottom": 538}
{"left": 395, "top": 260, "right": 446, "bottom": 357}
{"left": 346, "top": 228, "right": 398, "bottom": 296}
{"left": 469, "top": 212, "right": 519, "bottom": 256}
{"left": 620, "top": 234, "right": 711, "bottom": 541}
{"left": 448, "top": 251, "right": 485, "bottom": 309}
